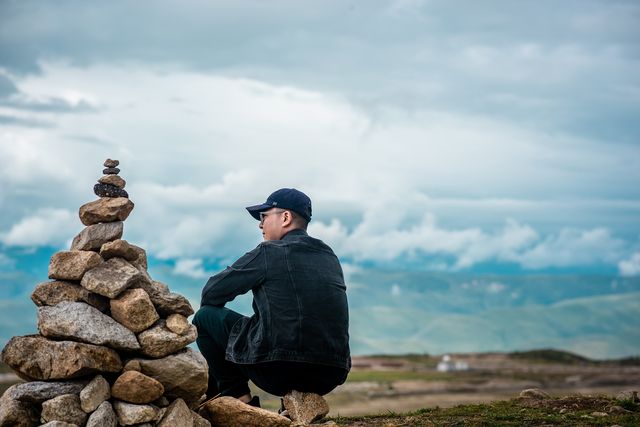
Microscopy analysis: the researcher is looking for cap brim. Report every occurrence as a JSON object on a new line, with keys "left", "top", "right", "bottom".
{"left": 245, "top": 203, "right": 272, "bottom": 220}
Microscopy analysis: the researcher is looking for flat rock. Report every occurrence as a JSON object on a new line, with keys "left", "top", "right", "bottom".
{"left": 1, "top": 335, "right": 122, "bottom": 380}
{"left": 40, "top": 421, "right": 78, "bottom": 427}
{"left": 110, "top": 288, "right": 159, "bottom": 333}
{"left": 200, "top": 396, "right": 291, "bottom": 427}
{"left": 283, "top": 391, "right": 329, "bottom": 424}
{"left": 41, "top": 394, "right": 87, "bottom": 426}
{"left": 31, "top": 280, "right": 109, "bottom": 312}
{"left": 48, "top": 251, "right": 103, "bottom": 281}
{"left": 5, "top": 380, "right": 87, "bottom": 403}
{"left": 103, "top": 158, "right": 119, "bottom": 168}
{"left": 81, "top": 257, "right": 141, "bottom": 299}
{"left": 38, "top": 301, "right": 140, "bottom": 351}
{"left": 131, "top": 278, "right": 194, "bottom": 317}
{"left": 80, "top": 375, "right": 111, "bottom": 413}
{"left": 157, "top": 398, "right": 193, "bottom": 427}
{"left": 99, "top": 174, "right": 126, "bottom": 188}
{"left": 86, "top": 401, "right": 117, "bottom": 427}
{"left": 100, "top": 239, "right": 139, "bottom": 261}
{"left": 94, "top": 183, "right": 128, "bottom": 198}
{"left": 112, "top": 371, "right": 164, "bottom": 404}
{"left": 137, "top": 320, "right": 197, "bottom": 358}
{"left": 102, "top": 167, "right": 120, "bottom": 174}
{"left": 166, "top": 314, "right": 191, "bottom": 335}
{"left": 113, "top": 401, "right": 158, "bottom": 426}
{"left": 70, "top": 221, "right": 123, "bottom": 251}
{"left": 79, "top": 198, "right": 134, "bottom": 226}
{"left": 0, "top": 393, "right": 40, "bottom": 427}
{"left": 123, "top": 348, "right": 208, "bottom": 408}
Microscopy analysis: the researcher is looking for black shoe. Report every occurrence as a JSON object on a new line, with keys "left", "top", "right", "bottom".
{"left": 247, "top": 395, "right": 261, "bottom": 408}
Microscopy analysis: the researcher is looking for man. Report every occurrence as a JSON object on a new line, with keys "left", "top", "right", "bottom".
{"left": 193, "top": 188, "right": 351, "bottom": 407}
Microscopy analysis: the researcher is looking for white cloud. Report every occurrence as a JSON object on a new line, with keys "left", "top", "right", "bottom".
{"left": 390, "top": 283, "right": 402, "bottom": 296}
{"left": 0, "top": 208, "right": 77, "bottom": 248}
{"left": 173, "top": 258, "right": 212, "bottom": 279}
{"left": 486, "top": 282, "right": 507, "bottom": 293}
{"left": 618, "top": 252, "right": 640, "bottom": 277}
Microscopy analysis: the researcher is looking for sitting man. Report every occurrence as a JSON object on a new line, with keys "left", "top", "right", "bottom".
{"left": 193, "top": 188, "right": 351, "bottom": 407}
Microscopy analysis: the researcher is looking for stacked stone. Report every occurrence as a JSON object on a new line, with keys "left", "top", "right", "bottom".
{"left": 0, "top": 159, "right": 211, "bottom": 427}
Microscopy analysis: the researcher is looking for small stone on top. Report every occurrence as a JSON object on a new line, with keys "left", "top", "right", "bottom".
{"left": 104, "top": 159, "right": 120, "bottom": 168}
{"left": 103, "top": 167, "right": 120, "bottom": 175}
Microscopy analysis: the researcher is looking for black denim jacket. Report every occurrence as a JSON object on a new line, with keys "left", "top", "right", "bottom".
{"left": 201, "top": 229, "right": 351, "bottom": 370}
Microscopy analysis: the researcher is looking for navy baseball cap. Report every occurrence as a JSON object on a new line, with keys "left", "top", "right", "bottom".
{"left": 246, "top": 188, "right": 312, "bottom": 222}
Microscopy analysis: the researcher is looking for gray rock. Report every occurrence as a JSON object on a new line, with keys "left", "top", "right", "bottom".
{"left": 48, "top": 251, "right": 103, "bottom": 281}
{"left": 39, "top": 421, "right": 78, "bottom": 427}
{"left": 129, "top": 244, "right": 148, "bottom": 270}
{"left": 41, "top": 394, "right": 87, "bottom": 426}
{"left": 111, "top": 371, "right": 164, "bottom": 404}
{"left": 80, "top": 375, "right": 111, "bottom": 413}
{"left": 102, "top": 167, "right": 120, "bottom": 175}
{"left": 100, "top": 239, "right": 139, "bottom": 261}
{"left": 31, "top": 280, "right": 109, "bottom": 312}
{"left": 86, "top": 401, "right": 117, "bottom": 427}
{"left": 81, "top": 257, "right": 141, "bottom": 299}
{"left": 112, "top": 401, "right": 158, "bottom": 426}
{"left": 103, "top": 158, "right": 119, "bottom": 168}
{"left": 94, "top": 183, "right": 128, "bottom": 198}
{"left": 123, "top": 348, "right": 208, "bottom": 408}
{"left": 5, "top": 380, "right": 87, "bottom": 403}
{"left": 282, "top": 391, "right": 329, "bottom": 424}
{"left": 98, "top": 174, "right": 126, "bottom": 188}
{"left": 1, "top": 335, "right": 122, "bottom": 381}
{"left": 137, "top": 320, "right": 197, "bottom": 358}
{"left": 70, "top": 221, "right": 123, "bottom": 251}
{"left": 131, "top": 278, "right": 194, "bottom": 317}
{"left": 38, "top": 301, "right": 140, "bottom": 351}
{"left": 110, "top": 288, "right": 159, "bottom": 333}
{"left": 157, "top": 398, "right": 193, "bottom": 427}
{"left": 519, "top": 388, "right": 551, "bottom": 399}
{"left": 0, "top": 393, "right": 39, "bottom": 427}
{"left": 79, "top": 198, "right": 134, "bottom": 226}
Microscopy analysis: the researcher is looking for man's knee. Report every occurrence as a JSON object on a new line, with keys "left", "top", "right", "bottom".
{"left": 193, "top": 305, "right": 243, "bottom": 338}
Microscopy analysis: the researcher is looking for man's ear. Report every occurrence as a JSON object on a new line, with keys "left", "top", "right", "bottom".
{"left": 282, "top": 210, "right": 293, "bottom": 226}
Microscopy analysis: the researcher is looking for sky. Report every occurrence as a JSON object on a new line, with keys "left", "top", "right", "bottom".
{"left": 1, "top": 0, "right": 639, "bottom": 281}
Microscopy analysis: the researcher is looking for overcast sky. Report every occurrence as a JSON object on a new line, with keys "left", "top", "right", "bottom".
{"left": 1, "top": 0, "right": 639, "bottom": 278}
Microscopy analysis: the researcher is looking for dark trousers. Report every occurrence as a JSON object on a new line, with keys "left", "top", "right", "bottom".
{"left": 192, "top": 305, "right": 348, "bottom": 398}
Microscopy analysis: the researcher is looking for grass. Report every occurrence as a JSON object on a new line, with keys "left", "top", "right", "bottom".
{"left": 328, "top": 395, "right": 640, "bottom": 426}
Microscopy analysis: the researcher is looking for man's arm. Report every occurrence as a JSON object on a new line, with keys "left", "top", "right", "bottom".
{"left": 200, "top": 245, "right": 266, "bottom": 307}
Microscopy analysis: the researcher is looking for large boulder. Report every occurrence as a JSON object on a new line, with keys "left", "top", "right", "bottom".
{"left": 70, "top": 221, "right": 123, "bottom": 251}
{"left": 31, "top": 280, "right": 109, "bottom": 312}
{"left": 111, "top": 371, "right": 164, "bottom": 404}
{"left": 38, "top": 301, "right": 140, "bottom": 351}
{"left": 41, "top": 394, "right": 87, "bottom": 426}
{"left": 123, "top": 348, "right": 208, "bottom": 408}
{"left": 1, "top": 335, "right": 122, "bottom": 380}
{"left": 4, "top": 380, "right": 87, "bottom": 403}
{"left": 48, "top": 251, "right": 102, "bottom": 281}
{"left": 110, "top": 288, "right": 159, "bottom": 333}
{"left": 200, "top": 396, "right": 291, "bottom": 427}
{"left": 81, "top": 257, "right": 141, "bottom": 299}
{"left": 137, "top": 320, "right": 197, "bottom": 358}
{"left": 79, "top": 197, "right": 134, "bottom": 226}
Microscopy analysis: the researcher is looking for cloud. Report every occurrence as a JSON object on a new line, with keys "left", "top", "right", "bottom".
{"left": 173, "top": 258, "right": 212, "bottom": 279}
{"left": 0, "top": 208, "right": 77, "bottom": 248}
{"left": 619, "top": 252, "right": 640, "bottom": 277}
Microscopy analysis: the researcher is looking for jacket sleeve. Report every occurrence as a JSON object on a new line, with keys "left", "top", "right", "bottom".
{"left": 200, "top": 245, "right": 265, "bottom": 307}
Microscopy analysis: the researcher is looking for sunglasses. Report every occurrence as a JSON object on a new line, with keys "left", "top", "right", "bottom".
{"left": 259, "top": 209, "right": 285, "bottom": 224}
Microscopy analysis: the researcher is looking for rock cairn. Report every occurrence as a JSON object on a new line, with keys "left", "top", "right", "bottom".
{"left": 0, "top": 159, "right": 211, "bottom": 427}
